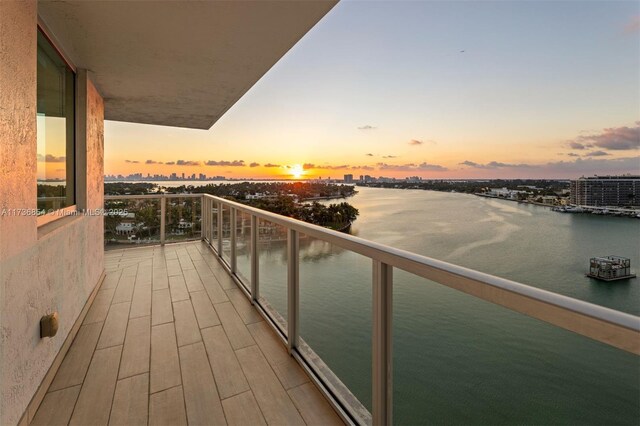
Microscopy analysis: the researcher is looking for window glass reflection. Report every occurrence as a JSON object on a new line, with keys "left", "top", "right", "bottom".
{"left": 37, "top": 30, "right": 75, "bottom": 215}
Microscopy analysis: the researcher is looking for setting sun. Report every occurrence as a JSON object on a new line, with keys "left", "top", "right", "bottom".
{"left": 290, "top": 164, "right": 304, "bottom": 179}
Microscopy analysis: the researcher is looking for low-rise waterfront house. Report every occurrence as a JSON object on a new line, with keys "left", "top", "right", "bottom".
{"left": 538, "top": 195, "right": 560, "bottom": 205}
{"left": 114, "top": 220, "right": 136, "bottom": 236}
{"left": 487, "top": 187, "right": 529, "bottom": 200}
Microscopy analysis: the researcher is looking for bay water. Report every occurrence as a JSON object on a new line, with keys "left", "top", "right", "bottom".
{"left": 238, "top": 186, "right": 639, "bottom": 425}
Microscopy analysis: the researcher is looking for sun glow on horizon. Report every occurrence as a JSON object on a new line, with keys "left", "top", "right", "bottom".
{"left": 290, "top": 164, "right": 305, "bottom": 179}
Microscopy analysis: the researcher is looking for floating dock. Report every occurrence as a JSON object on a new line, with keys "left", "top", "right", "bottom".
{"left": 587, "top": 256, "right": 636, "bottom": 281}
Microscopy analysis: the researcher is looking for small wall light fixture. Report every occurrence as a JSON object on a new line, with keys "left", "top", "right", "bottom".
{"left": 40, "top": 312, "right": 59, "bottom": 338}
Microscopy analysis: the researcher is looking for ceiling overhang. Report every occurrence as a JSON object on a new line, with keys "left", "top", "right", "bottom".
{"left": 38, "top": 0, "right": 337, "bottom": 129}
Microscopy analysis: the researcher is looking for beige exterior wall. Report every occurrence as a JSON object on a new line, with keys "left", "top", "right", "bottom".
{"left": 0, "top": 2, "right": 105, "bottom": 424}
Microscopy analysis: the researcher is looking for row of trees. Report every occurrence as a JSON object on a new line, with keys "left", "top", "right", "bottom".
{"left": 103, "top": 182, "right": 360, "bottom": 235}
{"left": 185, "top": 181, "right": 357, "bottom": 200}
{"left": 359, "top": 179, "right": 570, "bottom": 196}
{"left": 104, "top": 198, "right": 200, "bottom": 241}
{"left": 104, "top": 181, "right": 357, "bottom": 200}
{"left": 249, "top": 197, "right": 359, "bottom": 230}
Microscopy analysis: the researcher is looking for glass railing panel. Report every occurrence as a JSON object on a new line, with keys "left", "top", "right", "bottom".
{"left": 392, "top": 268, "right": 640, "bottom": 425}
{"left": 235, "top": 210, "right": 252, "bottom": 288}
{"left": 104, "top": 197, "right": 160, "bottom": 247}
{"left": 257, "top": 218, "right": 288, "bottom": 327}
{"left": 164, "top": 196, "right": 201, "bottom": 243}
{"left": 298, "top": 233, "right": 373, "bottom": 415}
{"left": 209, "top": 201, "right": 219, "bottom": 250}
{"left": 221, "top": 204, "right": 231, "bottom": 263}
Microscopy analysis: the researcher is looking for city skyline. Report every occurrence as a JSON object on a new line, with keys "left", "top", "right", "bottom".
{"left": 103, "top": 1, "right": 639, "bottom": 180}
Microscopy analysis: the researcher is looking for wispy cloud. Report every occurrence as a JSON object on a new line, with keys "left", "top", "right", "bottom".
{"left": 353, "top": 165, "right": 374, "bottom": 171}
{"left": 303, "top": 163, "right": 351, "bottom": 170}
{"left": 125, "top": 159, "right": 140, "bottom": 164}
{"left": 569, "top": 122, "right": 640, "bottom": 151}
{"left": 459, "top": 160, "right": 534, "bottom": 169}
{"left": 177, "top": 160, "right": 200, "bottom": 166}
{"left": 416, "top": 162, "right": 447, "bottom": 171}
{"left": 249, "top": 162, "right": 260, "bottom": 168}
{"left": 584, "top": 150, "right": 610, "bottom": 157}
{"left": 382, "top": 155, "right": 397, "bottom": 159}
{"left": 165, "top": 161, "right": 175, "bottom": 165}
{"left": 366, "top": 153, "right": 374, "bottom": 157}
{"left": 568, "top": 141, "right": 591, "bottom": 150}
{"left": 37, "top": 154, "right": 66, "bottom": 163}
{"left": 544, "top": 156, "right": 640, "bottom": 174}
{"left": 377, "top": 162, "right": 447, "bottom": 171}
{"left": 566, "top": 153, "right": 580, "bottom": 157}
{"left": 624, "top": 15, "right": 640, "bottom": 34}
{"left": 263, "top": 163, "right": 281, "bottom": 168}
{"left": 145, "top": 159, "right": 163, "bottom": 164}
{"left": 409, "top": 139, "right": 436, "bottom": 146}
{"left": 459, "top": 156, "right": 640, "bottom": 175}
{"left": 205, "top": 160, "right": 244, "bottom": 167}
{"left": 357, "top": 125, "right": 376, "bottom": 130}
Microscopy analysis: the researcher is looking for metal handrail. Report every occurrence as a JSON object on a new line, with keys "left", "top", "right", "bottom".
{"left": 105, "top": 193, "right": 640, "bottom": 426}
{"left": 104, "top": 193, "right": 202, "bottom": 200}
{"left": 200, "top": 193, "right": 640, "bottom": 425}
{"left": 201, "top": 194, "right": 639, "bottom": 344}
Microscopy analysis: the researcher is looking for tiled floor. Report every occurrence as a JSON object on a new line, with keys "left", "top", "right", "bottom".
{"left": 31, "top": 241, "right": 343, "bottom": 425}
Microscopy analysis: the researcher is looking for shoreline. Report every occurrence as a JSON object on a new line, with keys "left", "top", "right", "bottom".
{"left": 474, "top": 192, "right": 640, "bottom": 218}
{"left": 302, "top": 195, "right": 349, "bottom": 201}
{"left": 474, "top": 193, "right": 553, "bottom": 208}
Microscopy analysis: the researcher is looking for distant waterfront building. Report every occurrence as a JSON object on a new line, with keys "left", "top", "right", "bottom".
{"left": 343, "top": 174, "right": 354, "bottom": 184}
{"left": 570, "top": 175, "right": 640, "bottom": 207}
{"left": 487, "top": 187, "right": 528, "bottom": 200}
{"left": 538, "top": 195, "right": 558, "bottom": 206}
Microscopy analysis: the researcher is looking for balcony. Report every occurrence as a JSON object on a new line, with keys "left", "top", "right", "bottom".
{"left": 31, "top": 240, "right": 342, "bottom": 425}
{"left": 27, "top": 193, "right": 638, "bottom": 425}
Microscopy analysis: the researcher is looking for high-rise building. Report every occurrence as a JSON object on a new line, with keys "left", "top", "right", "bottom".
{"left": 344, "top": 174, "right": 353, "bottom": 183}
{"left": 570, "top": 175, "right": 640, "bottom": 207}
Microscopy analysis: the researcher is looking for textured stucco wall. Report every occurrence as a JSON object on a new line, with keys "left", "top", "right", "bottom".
{"left": 0, "top": 0, "right": 38, "bottom": 259}
{"left": 0, "top": 2, "right": 105, "bottom": 424}
{"left": 83, "top": 78, "right": 105, "bottom": 293}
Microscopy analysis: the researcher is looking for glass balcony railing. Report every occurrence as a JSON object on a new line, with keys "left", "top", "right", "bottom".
{"left": 105, "top": 193, "right": 640, "bottom": 425}
{"left": 104, "top": 194, "right": 201, "bottom": 247}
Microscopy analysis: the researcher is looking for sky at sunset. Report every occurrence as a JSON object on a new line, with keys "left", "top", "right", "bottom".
{"left": 104, "top": 0, "right": 640, "bottom": 180}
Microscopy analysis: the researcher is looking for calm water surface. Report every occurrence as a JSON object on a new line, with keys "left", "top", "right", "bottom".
{"left": 238, "top": 187, "right": 640, "bottom": 425}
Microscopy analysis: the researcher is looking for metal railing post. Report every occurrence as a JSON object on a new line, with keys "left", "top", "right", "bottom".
{"left": 230, "top": 207, "right": 237, "bottom": 273}
{"left": 287, "top": 228, "right": 299, "bottom": 354}
{"left": 200, "top": 196, "right": 205, "bottom": 241}
{"left": 160, "top": 196, "right": 166, "bottom": 245}
{"left": 209, "top": 198, "right": 214, "bottom": 244}
{"left": 217, "top": 202, "right": 223, "bottom": 255}
{"left": 250, "top": 215, "right": 259, "bottom": 303}
{"left": 372, "top": 260, "right": 393, "bottom": 426}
